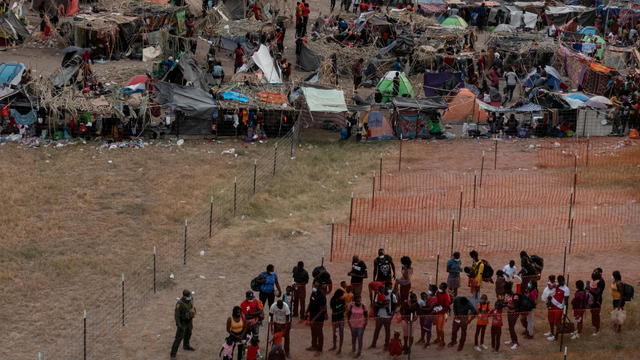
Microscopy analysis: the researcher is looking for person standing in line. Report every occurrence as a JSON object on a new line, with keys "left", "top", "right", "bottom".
{"left": 502, "top": 260, "right": 519, "bottom": 285}
{"left": 329, "top": 289, "right": 346, "bottom": 354}
{"left": 469, "top": 250, "right": 484, "bottom": 301}
{"left": 395, "top": 256, "right": 413, "bottom": 311}
{"left": 259, "top": 264, "right": 282, "bottom": 308}
{"left": 292, "top": 261, "right": 309, "bottom": 319}
{"left": 489, "top": 300, "right": 504, "bottom": 352}
{"left": 373, "top": 248, "right": 396, "bottom": 287}
{"left": 495, "top": 270, "right": 507, "bottom": 300}
{"left": 588, "top": 268, "right": 605, "bottom": 335}
{"left": 270, "top": 298, "right": 291, "bottom": 357}
{"left": 447, "top": 252, "right": 462, "bottom": 297}
{"left": 306, "top": 281, "right": 327, "bottom": 354}
{"left": 416, "top": 287, "right": 437, "bottom": 347}
{"left": 170, "top": 289, "right": 196, "bottom": 360}
{"left": 219, "top": 336, "right": 236, "bottom": 360}
{"left": 370, "top": 282, "right": 397, "bottom": 350}
{"left": 448, "top": 295, "right": 478, "bottom": 351}
{"left": 474, "top": 294, "right": 490, "bottom": 351}
{"left": 241, "top": 291, "right": 264, "bottom": 336}
{"left": 503, "top": 283, "right": 520, "bottom": 350}
{"left": 541, "top": 275, "right": 556, "bottom": 338}
{"left": 330, "top": 0, "right": 336, "bottom": 12}
{"left": 348, "top": 255, "right": 367, "bottom": 299}
{"left": 611, "top": 270, "right": 626, "bottom": 333}
{"left": 434, "top": 282, "right": 451, "bottom": 349}
{"left": 570, "top": 280, "right": 588, "bottom": 340}
{"left": 546, "top": 275, "right": 569, "bottom": 341}
{"left": 352, "top": 58, "right": 364, "bottom": 90}
{"left": 348, "top": 295, "right": 368, "bottom": 357}
{"left": 400, "top": 292, "right": 419, "bottom": 354}
{"left": 521, "top": 280, "right": 538, "bottom": 339}
{"left": 226, "top": 306, "right": 246, "bottom": 360}
{"left": 504, "top": 68, "right": 519, "bottom": 103}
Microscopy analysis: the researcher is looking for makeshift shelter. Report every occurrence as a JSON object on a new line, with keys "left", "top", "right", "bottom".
{"left": 555, "top": 46, "right": 615, "bottom": 94}
{"left": 392, "top": 97, "right": 448, "bottom": 139}
{"left": 442, "top": 88, "right": 488, "bottom": 122}
{"left": 365, "top": 108, "right": 396, "bottom": 140}
{"left": 377, "top": 71, "right": 415, "bottom": 104}
{"left": 162, "top": 52, "right": 213, "bottom": 91}
{"left": 300, "top": 86, "right": 348, "bottom": 128}
{"left": 297, "top": 43, "right": 323, "bottom": 72}
{"left": 154, "top": 81, "right": 217, "bottom": 136}
{"left": 223, "top": 0, "right": 247, "bottom": 20}
{"left": 252, "top": 44, "right": 281, "bottom": 84}
{"left": 0, "top": 11, "right": 29, "bottom": 46}
{"left": 545, "top": 6, "right": 596, "bottom": 26}
{"left": 417, "top": 0, "right": 448, "bottom": 14}
{"left": 423, "top": 71, "right": 463, "bottom": 97}
{"left": 0, "top": 62, "right": 25, "bottom": 99}
{"left": 69, "top": 13, "right": 140, "bottom": 59}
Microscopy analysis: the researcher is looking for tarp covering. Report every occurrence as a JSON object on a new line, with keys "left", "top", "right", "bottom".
{"left": 224, "top": 0, "right": 246, "bottom": 20}
{"left": 154, "top": 81, "right": 217, "bottom": 121}
{"left": 423, "top": 71, "right": 464, "bottom": 97}
{"left": 366, "top": 111, "right": 395, "bottom": 140}
{"left": 395, "top": 111, "right": 442, "bottom": 139}
{"left": 297, "top": 43, "right": 323, "bottom": 71}
{"left": 163, "top": 52, "right": 213, "bottom": 91}
{"left": 0, "top": 11, "right": 30, "bottom": 42}
{"left": 476, "top": 100, "right": 543, "bottom": 112}
{"left": 252, "top": 44, "right": 281, "bottom": 84}
{"left": 442, "top": 88, "right": 488, "bottom": 122}
{"left": 302, "top": 87, "right": 348, "bottom": 113}
{"left": 391, "top": 97, "right": 448, "bottom": 110}
{"left": 0, "top": 62, "right": 25, "bottom": 99}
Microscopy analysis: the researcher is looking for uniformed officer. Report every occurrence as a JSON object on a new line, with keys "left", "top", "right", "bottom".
{"left": 170, "top": 289, "right": 196, "bottom": 359}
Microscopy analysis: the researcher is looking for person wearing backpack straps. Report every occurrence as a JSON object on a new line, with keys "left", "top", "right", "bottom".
{"left": 259, "top": 264, "right": 282, "bottom": 309}
{"left": 503, "top": 282, "right": 520, "bottom": 350}
{"left": 520, "top": 280, "right": 538, "bottom": 339}
{"left": 611, "top": 270, "right": 626, "bottom": 333}
{"left": 570, "top": 280, "right": 588, "bottom": 340}
{"left": 587, "top": 268, "right": 605, "bottom": 335}
{"left": 468, "top": 250, "right": 484, "bottom": 302}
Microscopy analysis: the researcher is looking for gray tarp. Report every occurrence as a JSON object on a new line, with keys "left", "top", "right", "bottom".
{"left": 224, "top": 0, "right": 246, "bottom": 20}
{"left": 163, "top": 52, "right": 213, "bottom": 91}
{"left": 297, "top": 43, "right": 323, "bottom": 71}
{"left": 154, "top": 81, "right": 217, "bottom": 121}
{"left": 392, "top": 97, "right": 448, "bottom": 110}
{"left": 0, "top": 11, "right": 30, "bottom": 42}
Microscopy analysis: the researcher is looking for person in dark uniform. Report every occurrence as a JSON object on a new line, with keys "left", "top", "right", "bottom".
{"left": 170, "top": 289, "right": 197, "bottom": 359}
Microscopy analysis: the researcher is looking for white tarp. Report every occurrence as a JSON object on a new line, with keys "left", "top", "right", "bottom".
{"left": 523, "top": 12, "right": 537, "bottom": 29}
{"left": 546, "top": 6, "right": 589, "bottom": 15}
{"left": 143, "top": 46, "right": 162, "bottom": 62}
{"left": 251, "top": 44, "right": 281, "bottom": 84}
{"left": 302, "top": 87, "right": 348, "bottom": 113}
{"left": 509, "top": 10, "right": 524, "bottom": 27}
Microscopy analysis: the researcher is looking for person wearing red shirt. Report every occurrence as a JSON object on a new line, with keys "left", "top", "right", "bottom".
{"left": 545, "top": 275, "right": 569, "bottom": 341}
{"left": 368, "top": 280, "right": 384, "bottom": 307}
{"left": 233, "top": 44, "right": 244, "bottom": 73}
{"left": 295, "top": 2, "right": 303, "bottom": 37}
{"left": 434, "top": 282, "right": 451, "bottom": 349}
{"left": 241, "top": 291, "right": 264, "bottom": 335}
{"left": 388, "top": 331, "right": 403, "bottom": 358}
{"left": 250, "top": 3, "right": 262, "bottom": 20}
{"left": 417, "top": 286, "right": 437, "bottom": 346}
{"left": 489, "top": 301, "right": 504, "bottom": 352}
{"left": 301, "top": 2, "right": 310, "bottom": 37}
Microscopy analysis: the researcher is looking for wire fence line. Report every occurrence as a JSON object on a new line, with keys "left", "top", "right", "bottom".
{"left": 40, "top": 120, "right": 300, "bottom": 360}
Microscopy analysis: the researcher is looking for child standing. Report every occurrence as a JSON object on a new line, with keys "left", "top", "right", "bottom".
{"left": 388, "top": 331, "right": 403, "bottom": 359}
{"left": 219, "top": 336, "right": 235, "bottom": 360}
{"left": 246, "top": 336, "right": 261, "bottom": 360}
{"left": 489, "top": 301, "right": 504, "bottom": 352}
{"left": 474, "top": 294, "right": 490, "bottom": 351}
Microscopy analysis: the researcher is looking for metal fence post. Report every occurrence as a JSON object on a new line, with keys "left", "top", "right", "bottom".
{"left": 398, "top": 137, "right": 403, "bottom": 171}
{"left": 121, "top": 274, "right": 125, "bottom": 327}
{"left": 153, "top": 246, "right": 157, "bottom": 294}
{"left": 450, "top": 217, "right": 455, "bottom": 256}
{"left": 480, "top": 151, "right": 485, "bottom": 188}
{"left": 209, "top": 197, "right": 213, "bottom": 238}
{"left": 473, "top": 175, "right": 477, "bottom": 208}
{"left": 348, "top": 192, "right": 354, "bottom": 236}
{"left": 273, "top": 143, "right": 278, "bottom": 176}
{"left": 457, "top": 189, "right": 463, "bottom": 232}
{"left": 252, "top": 159, "right": 257, "bottom": 194}
{"left": 37, "top": 351, "right": 44, "bottom": 360}
{"left": 435, "top": 253, "right": 440, "bottom": 285}
{"left": 83, "top": 310, "right": 87, "bottom": 360}
{"left": 330, "top": 219, "right": 335, "bottom": 262}
{"left": 233, "top": 177, "right": 237, "bottom": 217}
{"left": 379, "top": 156, "right": 383, "bottom": 190}
{"left": 371, "top": 176, "right": 375, "bottom": 209}
{"left": 183, "top": 219, "right": 188, "bottom": 265}
{"left": 494, "top": 139, "right": 498, "bottom": 170}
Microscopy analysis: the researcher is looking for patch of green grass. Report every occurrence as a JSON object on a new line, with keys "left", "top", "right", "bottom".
{"left": 15, "top": 246, "right": 44, "bottom": 260}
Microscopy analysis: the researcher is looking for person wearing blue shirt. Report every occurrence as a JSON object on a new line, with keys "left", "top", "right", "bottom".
{"left": 259, "top": 264, "right": 282, "bottom": 308}
{"left": 447, "top": 252, "right": 462, "bottom": 297}
{"left": 392, "top": 58, "right": 402, "bottom": 72}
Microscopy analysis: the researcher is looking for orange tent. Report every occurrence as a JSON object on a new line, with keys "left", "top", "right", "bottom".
{"left": 442, "top": 88, "right": 488, "bottom": 123}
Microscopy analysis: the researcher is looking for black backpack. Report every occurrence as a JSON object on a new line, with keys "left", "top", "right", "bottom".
{"left": 518, "top": 293, "right": 535, "bottom": 312}
{"left": 622, "top": 283, "right": 634, "bottom": 302}
{"left": 481, "top": 260, "right": 494, "bottom": 281}
{"left": 530, "top": 255, "right": 544, "bottom": 274}
{"left": 250, "top": 273, "right": 265, "bottom": 292}
{"left": 312, "top": 265, "right": 326, "bottom": 279}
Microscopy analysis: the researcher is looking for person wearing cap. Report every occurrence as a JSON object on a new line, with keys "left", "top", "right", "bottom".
{"left": 170, "top": 289, "right": 196, "bottom": 359}
{"left": 241, "top": 290, "right": 265, "bottom": 336}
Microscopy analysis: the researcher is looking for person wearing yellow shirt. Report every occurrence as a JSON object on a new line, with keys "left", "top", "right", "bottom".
{"left": 469, "top": 251, "right": 484, "bottom": 301}
{"left": 611, "top": 270, "right": 626, "bottom": 333}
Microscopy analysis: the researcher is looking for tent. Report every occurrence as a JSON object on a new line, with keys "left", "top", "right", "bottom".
{"left": 162, "top": 52, "right": 213, "bottom": 91}
{"left": 377, "top": 71, "right": 415, "bottom": 104}
{"left": 297, "top": 43, "right": 323, "bottom": 72}
{"left": 223, "top": 0, "right": 246, "bottom": 20}
{"left": 523, "top": 65, "right": 563, "bottom": 91}
{"left": 300, "top": 86, "right": 348, "bottom": 128}
{"left": 392, "top": 97, "right": 448, "bottom": 139}
{"left": 442, "top": 88, "right": 488, "bottom": 122}
{"left": 366, "top": 110, "right": 396, "bottom": 140}
{"left": 252, "top": 44, "right": 281, "bottom": 84}
{"left": 579, "top": 26, "right": 598, "bottom": 35}
{"left": 154, "top": 81, "right": 217, "bottom": 135}
{"left": 493, "top": 24, "right": 516, "bottom": 33}
{"left": 423, "top": 71, "right": 464, "bottom": 97}
{"left": 0, "top": 62, "right": 25, "bottom": 99}
{"left": 441, "top": 15, "right": 468, "bottom": 28}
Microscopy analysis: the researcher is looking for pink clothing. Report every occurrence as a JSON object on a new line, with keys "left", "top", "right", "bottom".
{"left": 348, "top": 304, "right": 366, "bottom": 328}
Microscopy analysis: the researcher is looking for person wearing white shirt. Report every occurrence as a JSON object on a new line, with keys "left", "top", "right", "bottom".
{"left": 269, "top": 299, "right": 291, "bottom": 355}
{"left": 502, "top": 260, "right": 520, "bottom": 283}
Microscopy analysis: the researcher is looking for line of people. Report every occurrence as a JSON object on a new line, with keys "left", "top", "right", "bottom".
{"left": 169, "top": 249, "right": 633, "bottom": 359}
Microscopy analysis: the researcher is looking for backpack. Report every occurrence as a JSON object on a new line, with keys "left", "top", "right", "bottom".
{"left": 481, "top": 260, "right": 494, "bottom": 281}
{"left": 250, "top": 273, "right": 265, "bottom": 292}
{"left": 530, "top": 255, "right": 544, "bottom": 274}
{"left": 622, "top": 283, "right": 634, "bottom": 302}
{"left": 312, "top": 265, "right": 326, "bottom": 279}
{"left": 584, "top": 291, "right": 595, "bottom": 308}
{"left": 518, "top": 294, "right": 535, "bottom": 312}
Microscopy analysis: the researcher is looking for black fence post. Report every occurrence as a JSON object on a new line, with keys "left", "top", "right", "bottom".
{"left": 562, "top": 245, "right": 567, "bottom": 277}
{"left": 183, "top": 219, "right": 188, "bottom": 265}
{"left": 494, "top": 139, "right": 498, "bottom": 170}
{"left": 480, "top": 151, "right": 485, "bottom": 188}
{"left": 450, "top": 217, "right": 455, "bottom": 256}
{"left": 252, "top": 160, "right": 257, "bottom": 194}
{"left": 457, "top": 190, "right": 463, "bottom": 232}
{"left": 121, "top": 274, "right": 125, "bottom": 327}
{"left": 348, "top": 192, "right": 354, "bottom": 236}
{"left": 209, "top": 197, "right": 213, "bottom": 238}
{"left": 371, "top": 176, "right": 375, "bottom": 209}
{"left": 273, "top": 143, "right": 278, "bottom": 176}
{"left": 83, "top": 310, "right": 87, "bottom": 360}
{"left": 568, "top": 217, "right": 574, "bottom": 254}
{"left": 153, "top": 246, "right": 157, "bottom": 294}
{"left": 379, "top": 156, "right": 383, "bottom": 191}
{"left": 233, "top": 177, "right": 237, "bottom": 217}
{"left": 398, "top": 137, "right": 403, "bottom": 171}
{"left": 435, "top": 253, "right": 440, "bottom": 286}
{"left": 473, "top": 175, "right": 477, "bottom": 209}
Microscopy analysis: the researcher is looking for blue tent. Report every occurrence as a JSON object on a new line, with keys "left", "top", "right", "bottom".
{"left": 0, "top": 62, "right": 25, "bottom": 86}
{"left": 566, "top": 93, "right": 590, "bottom": 102}
{"left": 579, "top": 26, "right": 598, "bottom": 35}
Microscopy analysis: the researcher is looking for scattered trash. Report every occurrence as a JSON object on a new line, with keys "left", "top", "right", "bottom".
{"left": 176, "top": 139, "right": 184, "bottom": 146}
{"left": 199, "top": 250, "right": 205, "bottom": 256}
{"left": 107, "top": 160, "right": 113, "bottom": 164}
{"left": 199, "top": 275, "right": 206, "bottom": 279}
{"left": 218, "top": 275, "right": 226, "bottom": 279}
{"left": 169, "top": 273, "right": 175, "bottom": 279}
{"left": 221, "top": 148, "right": 236, "bottom": 155}
{"left": 553, "top": 142, "right": 561, "bottom": 147}
{"left": 95, "top": 139, "right": 148, "bottom": 150}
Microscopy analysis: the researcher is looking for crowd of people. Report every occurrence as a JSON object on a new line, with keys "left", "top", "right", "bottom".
{"left": 168, "top": 249, "right": 633, "bottom": 359}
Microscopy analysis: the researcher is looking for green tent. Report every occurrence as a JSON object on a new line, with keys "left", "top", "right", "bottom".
{"left": 584, "top": 35, "right": 605, "bottom": 59}
{"left": 441, "top": 15, "right": 468, "bottom": 29}
{"left": 377, "top": 71, "right": 415, "bottom": 104}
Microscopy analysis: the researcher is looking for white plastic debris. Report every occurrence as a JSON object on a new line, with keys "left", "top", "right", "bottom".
{"left": 221, "top": 148, "right": 236, "bottom": 155}
{"left": 107, "top": 160, "right": 113, "bottom": 164}
{"left": 176, "top": 139, "right": 184, "bottom": 146}
{"left": 169, "top": 273, "right": 175, "bottom": 279}
{"left": 199, "top": 250, "right": 205, "bottom": 256}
